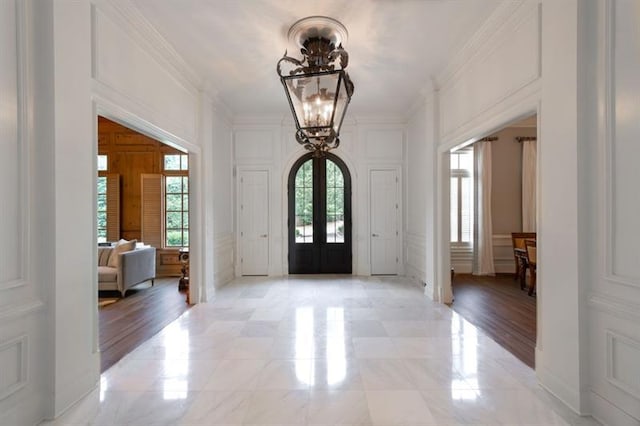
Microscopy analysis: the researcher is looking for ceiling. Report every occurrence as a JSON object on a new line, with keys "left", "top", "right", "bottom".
{"left": 130, "top": 0, "right": 504, "bottom": 118}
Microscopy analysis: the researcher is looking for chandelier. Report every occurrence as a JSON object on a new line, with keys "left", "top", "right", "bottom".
{"left": 277, "top": 16, "right": 354, "bottom": 155}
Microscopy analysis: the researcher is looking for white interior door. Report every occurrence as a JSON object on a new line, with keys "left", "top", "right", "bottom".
{"left": 240, "top": 170, "right": 269, "bottom": 275}
{"left": 370, "top": 169, "right": 398, "bottom": 275}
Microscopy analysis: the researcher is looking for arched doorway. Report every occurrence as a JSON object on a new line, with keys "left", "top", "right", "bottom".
{"left": 288, "top": 153, "right": 352, "bottom": 274}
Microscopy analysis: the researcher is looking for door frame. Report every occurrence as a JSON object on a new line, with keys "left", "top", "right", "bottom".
{"left": 287, "top": 152, "right": 353, "bottom": 274}
{"left": 282, "top": 149, "right": 359, "bottom": 275}
{"left": 368, "top": 165, "right": 403, "bottom": 276}
{"left": 235, "top": 165, "right": 272, "bottom": 277}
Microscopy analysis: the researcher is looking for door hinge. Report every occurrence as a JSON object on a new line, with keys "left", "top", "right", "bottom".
{"left": 241, "top": 258, "right": 243, "bottom": 263}
{"left": 241, "top": 231, "right": 243, "bottom": 237}
{"left": 396, "top": 203, "right": 398, "bottom": 209}
{"left": 396, "top": 257, "right": 399, "bottom": 263}
{"left": 396, "top": 231, "right": 398, "bottom": 236}
{"left": 241, "top": 204, "right": 244, "bottom": 210}
{"left": 240, "top": 177, "right": 243, "bottom": 183}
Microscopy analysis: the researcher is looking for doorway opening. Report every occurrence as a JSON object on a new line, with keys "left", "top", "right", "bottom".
{"left": 96, "top": 116, "right": 191, "bottom": 372}
{"left": 288, "top": 152, "right": 352, "bottom": 274}
{"left": 448, "top": 114, "right": 538, "bottom": 368}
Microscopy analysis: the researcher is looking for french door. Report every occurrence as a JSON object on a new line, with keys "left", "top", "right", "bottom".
{"left": 288, "top": 153, "right": 352, "bottom": 274}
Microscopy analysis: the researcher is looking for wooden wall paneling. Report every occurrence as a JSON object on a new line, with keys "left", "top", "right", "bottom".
{"left": 156, "top": 248, "right": 182, "bottom": 277}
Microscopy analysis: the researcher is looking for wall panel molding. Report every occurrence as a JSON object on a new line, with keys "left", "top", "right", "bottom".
{"left": 605, "top": 330, "right": 640, "bottom": 401}
{"left": 0, "top": 0, "right": 29, "bottom": 291}
{"left": 214, "top": 233, "right": 235, "bottom": 288}
{"left": 589, "top": 292, "right": 640, "bottom": 323}
{"left": 92, "top": 0, "right": 201, "bottom": 90}
{"left": 0, "top": 300, "right": 44, "bottom": 322}
{"left": 405, "top": 232, "right": 426, "bottom": 281}
{"left": 92, "top": 5, "right": 199, "bottom": 144}
{"left": 437, "top": 1, "right": 533, "bottom": 87}
{"left": 0, "top": 335, "right": 28, "bottom": 401}
{"left": 439, "top": 2, "right": 540, "bottom": 139}
{"left": 602, "top": 0, "right": 640, "bottom": 289}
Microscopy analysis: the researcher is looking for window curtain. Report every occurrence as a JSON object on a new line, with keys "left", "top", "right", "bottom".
{"left": 522, "top": 140, "right": 537, "bottom": 232}
{"left": 472, "top": 141, "right": 495, "bottom": 276}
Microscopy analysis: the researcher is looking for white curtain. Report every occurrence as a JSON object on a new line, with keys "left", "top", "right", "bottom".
{"left": 522, "top": 140, "right": 537, "bottom": 232}
{"left": 473, "top": 141, "right": 495, "bottom": 276}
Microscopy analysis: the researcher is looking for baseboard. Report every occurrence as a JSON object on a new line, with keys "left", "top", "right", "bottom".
{"left": 590, "top": 391, "right": 640, "bottom": 426}
{"left": 536, "top": 358, "right": 585, "bottom": 416}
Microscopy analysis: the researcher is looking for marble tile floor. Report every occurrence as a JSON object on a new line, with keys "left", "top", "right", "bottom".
{"left": 52, "top": 275, "right": 601, "bottom": 426}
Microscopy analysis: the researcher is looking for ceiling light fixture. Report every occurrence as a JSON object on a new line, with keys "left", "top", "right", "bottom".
{"left": 277, "top": 16, "right": 354, "bottom": 156}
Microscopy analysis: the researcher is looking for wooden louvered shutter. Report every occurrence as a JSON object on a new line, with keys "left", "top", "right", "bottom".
{"left": 141, "top": 174, "right": 164, "bottom": 248}
{"left": 106, "top": 174, "right": 120, "bottom": 242}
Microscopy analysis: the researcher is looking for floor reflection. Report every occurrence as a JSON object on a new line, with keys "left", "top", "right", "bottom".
{"left": 326, "top": 307, "right": 346, "bottom": 386}
{"left": 162, "top": 323, "right": 190, "bottom": 400}
{"left": 451, "top": 315, "right": 480, "bottom": 400}
{"left": 294, "top": 306, "right": 347, "bottom": 387}
{"left": 295, "top": 307, "right": 315, "bottom": 385}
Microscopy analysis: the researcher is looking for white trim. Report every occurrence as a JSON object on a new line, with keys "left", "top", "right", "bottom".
{"left": 93, "top": 0, "right": 202, "bottom": 91}
{"left": 590, "top": 390, "right": 640, "bottom": 426}
{"left": 0, "top": 299, "right": 44, "bottom": 322}
{"left": 536, "top": 362, "right": 586, "bottom": 416}
{"left": 589, "top": 292, "right": 640, "bottom": 323}
{"left": 436, "top": 1, "right": 539, "bottom": 88}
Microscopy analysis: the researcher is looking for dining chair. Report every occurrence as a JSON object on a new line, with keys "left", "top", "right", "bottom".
{"left": 525, "top": 238, "right": 537, "bottom": 296}
{"left": 511, "top": 232, "right": 536, "bottom": 290}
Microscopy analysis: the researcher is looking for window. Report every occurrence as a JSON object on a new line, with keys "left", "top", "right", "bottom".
{"left": 164, "top": 154, "right": 189, "bottom": 247}
{"left": 97, "top": 155, "right": 108, "bottom": 171}
{"left": 97, "top": 176, "right": 107, "bottom": 243}
{"left": 164, "top": 154, "right": 188, "bottom": 171}
{"left": 450, "top": 148, "right": 474, "bottom": 245}
{"left": 97, "top": 155, "right": 110, "bottom": 243}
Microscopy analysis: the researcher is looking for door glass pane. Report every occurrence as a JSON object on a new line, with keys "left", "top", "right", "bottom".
{"left": 295, "top": 160, "right": 313, "bottom": 243}
{"left": 326, "top": 159, "right": 345, "bottom": 243}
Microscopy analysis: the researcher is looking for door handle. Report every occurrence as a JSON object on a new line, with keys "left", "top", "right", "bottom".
{"left": 260, "top": 234, "right": 268, "bottom": 238}
{"left": 372, "top": 233, "right": 379, "bottom": 237}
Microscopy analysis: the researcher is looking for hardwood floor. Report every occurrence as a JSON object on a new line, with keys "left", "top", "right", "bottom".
{"left": 450, "top": 273, "right": 536, "bottom": 368}
{"left": 99, "top": 277, "right": 190, "bottom": 372}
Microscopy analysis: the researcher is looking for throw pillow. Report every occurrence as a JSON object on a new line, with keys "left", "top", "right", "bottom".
{"left": 107, "top": 239, "right": 137, "bottom": 268}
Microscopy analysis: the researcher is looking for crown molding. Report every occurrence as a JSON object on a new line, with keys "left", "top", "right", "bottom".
{"left": 434, "top": 0, "right": 538, "bottom": 89}
{"left": 95, "top": 0, "right": 204, "bottom": 94}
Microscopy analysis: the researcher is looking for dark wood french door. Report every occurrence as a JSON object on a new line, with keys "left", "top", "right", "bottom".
{"left": 288, "top": 153, "right": 352, "bottom": 274}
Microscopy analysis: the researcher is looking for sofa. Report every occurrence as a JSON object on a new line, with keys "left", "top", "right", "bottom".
{"left": 98, "top": 243, "right": 156, "bottom": 297}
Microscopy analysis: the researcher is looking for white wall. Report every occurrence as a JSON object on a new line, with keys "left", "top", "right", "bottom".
{"left": 0, "top": 1, "right": 48, "bottom": 424}
{"left": 430, "top": 0, "right": 639, "bottom": 423}
{"left": 233, "top": 117, "right": 405, "bottom": 277}
{"left": 3, "top": 0, "right": 231, "bottom": 422}
{"left": 583, "top": 0, "right": 640, "bottom": 424}
{"left": 404, "top": 97, "right": 438, "bottom": 297}
{"left": 211, "top": 103, "right": 235, "bottom": 288}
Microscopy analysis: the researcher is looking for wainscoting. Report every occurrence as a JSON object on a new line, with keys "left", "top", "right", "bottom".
{"left": 451, "top": 234, "right": 516, "bottom": 274}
